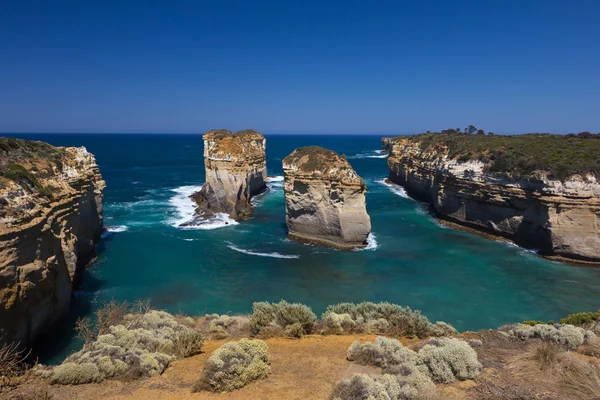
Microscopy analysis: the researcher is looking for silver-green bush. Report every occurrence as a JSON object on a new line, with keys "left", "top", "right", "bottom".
{"left": 417, "top": 338, "right": 481, "bottom": 383}
{"left": 202, "top": 314, "right": 250, "bottom": 339}
{"left": 249, "top": 300, "right": 316, "bottom": 337}
{"left": 504, "top": 323, "right": 595, "bottom": 349}
{"left": 50, "top": 310, "right": 204, "bottom": 384}
{"left": 347, "top": 337, "right": 417, "bottom": 370}
{"left": 345, "top": 336, "right": 481, "bottom": 385}
{"left": 192, "top": 339, "right": 270, "bottom": 392}
{"left": 330, "top": 370, "right": 435, "bottom": 400}
{"left": 323, "top": 302, "right": 455, "bottom": 338}
{"left": 322, "top": 313, "right": 356, "bottom": 335}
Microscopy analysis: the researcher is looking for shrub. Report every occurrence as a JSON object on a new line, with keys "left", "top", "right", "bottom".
{"left": 192, "top": 339, "right": 270, "bottom": 392}
{"left": 322, "top": 313, "right": 356, "bottom": 335}
{"left": 330, "top": 371, "right": 435, "bottom": 400}
{"left": 559, "top": 310, "right": 600, "bottom": 326}
{"left": 347, "top": 337, "right": 417, "bottom": 370}
{"left": 429, "top": 321, "right": 458, "bottom": 337}
{"left": 504, "top": 323, "right": 594, "bottom": 349}
{"left": 323, "top": 302, "right": 453, "bottom": 338}
{"left": 51, "top": 309, "right": 203, "bottom": 384}
{"left": 200, "top": 314, "right": 250, "bottom": 339}
{"left": 417, "top": 338, "right": 481, "bottom": 383}
{"left": 0, "top": 341, "right": 31, "bottom": 386}
{"left": 249, "top": 300, "right": 316, "bottom": 336}
{"left": 50, "top": 362, "right": 102, "bottom": 384}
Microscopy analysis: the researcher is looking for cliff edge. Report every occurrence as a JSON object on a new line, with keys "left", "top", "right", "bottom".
{"left": 187, "top": 130, "right": 267, "bottom": 223}
{"left": 384, "top": 133, "right": 600, "bottom": 264}
{"left": 0, "top": 137, "right": 105, "bottom": 347}
{"left": 283, "top": 146, "right": 371, "bottom": 249}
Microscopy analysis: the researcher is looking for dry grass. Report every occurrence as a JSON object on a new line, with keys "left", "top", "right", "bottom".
{"left": 0, "top": 341, "right": 31, "bottom": 388}
{"left": 508, "top": 341, "right": 600, "bottom": 399}
{"left": 75, "top": 300, "right": 133, "bottom": 343}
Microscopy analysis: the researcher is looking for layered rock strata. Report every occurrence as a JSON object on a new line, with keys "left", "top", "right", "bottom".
{"left": 0, "top": 138, "right": 105, "bottom": 347}
{"left": 188, "top": 130, "right": 267, "bottom": 223}
{"left": 283, "top": 146, "right": 371, "bottom": 249}
{"left": 384, "top": 136, "right": 600, "bottom": 263}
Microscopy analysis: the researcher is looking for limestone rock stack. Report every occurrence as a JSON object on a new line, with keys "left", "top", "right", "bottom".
{"left": 188, "top": 130, "right": 267, "bottom": 223}
{"left": 283, "top": 146, "right": 371, "bottom": 249}
{"left": 0, "top": 138, "right": 105, "bottom": 347}
{"left": 384, "top": 136, "right": 600, "bottom": 264}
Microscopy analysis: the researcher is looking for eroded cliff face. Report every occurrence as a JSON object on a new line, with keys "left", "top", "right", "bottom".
{"left": 385, "top": 137, "right": 600, "bottom": 263}
{"left": 188, "top": 130, "right": 267, "bottom": 223}
{"left": 283, "top": 146, "right": 371, "bottom": 249}
{"left": 0, "top": 138, "right": 105, "bottom": 347}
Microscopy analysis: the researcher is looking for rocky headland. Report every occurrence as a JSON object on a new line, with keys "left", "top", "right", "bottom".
{"left": 283, "top": 146, "right": 371, "bottom": 249}
{"left": 384, "top": 133, "right": 600, "bottom": 264}
{"left": 187, "top": 130, "right": 267, "bottom": 224}
{"left": 0, "top": 138, "right": 105, "bottom": 347}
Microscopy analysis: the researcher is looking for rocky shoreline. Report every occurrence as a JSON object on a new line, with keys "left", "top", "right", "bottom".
{"left": 0, "top": 139, "right": 105, "bottom": 347}
{"left": 383, "top": 134, "right": 600, "bottom": 264}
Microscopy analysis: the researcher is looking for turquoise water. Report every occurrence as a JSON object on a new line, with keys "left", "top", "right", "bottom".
{"left": 11, "top": 133, "right": 600, "bottom": 363}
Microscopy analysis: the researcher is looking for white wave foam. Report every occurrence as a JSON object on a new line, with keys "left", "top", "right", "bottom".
{"left": 348, "top": 150, "right": 388, "bottom": 159}
{"left": 355, "top": 232, "right": 379, "bottom": 251}
{"left": 168, "top": 185, "right": 204, "bottom": 226}
{"left": 376, "top": 179, "right": 409, "bottom": 198}
{"left": 266, "top": 175, "right": 284, "bottom": 189}
{"left": 101, "top": 225, "right": 129, "bottom": 238}
{"left": 226, "top": 241, "right": 300, "bottom": 259}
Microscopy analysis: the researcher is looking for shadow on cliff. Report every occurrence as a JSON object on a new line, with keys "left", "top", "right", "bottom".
{"left": 31, "top": 262, "right": 106, "bottom": 364}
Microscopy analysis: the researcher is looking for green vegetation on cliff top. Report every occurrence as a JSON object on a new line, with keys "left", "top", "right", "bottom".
{"left": 398, "top": 133, "right": 600, "bottom": 181}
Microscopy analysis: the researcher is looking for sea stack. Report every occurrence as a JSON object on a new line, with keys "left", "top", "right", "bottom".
{"left": 189, "top": 129, "right": 267, "bottom": 222}
{"left": 0, "top": 138, "right": 105, "bottom": 347}
{"left": 384, "top": 133, "right": 600, "bottom": 264}
{"left": 283, "top": 146, "right": 371, "bottom": 249}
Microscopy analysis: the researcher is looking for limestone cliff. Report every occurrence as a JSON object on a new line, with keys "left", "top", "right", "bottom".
{"left": 283, "top": 146, "right": 371, "bottom": 249}
{"left": 187, "top": 130, "right": 267, "bottom": 224}
{"left": 384, "top": 135, "right": 600, "bottom": 264}
{"left": 0, "top": 138, "right": 105, "bottom": 347}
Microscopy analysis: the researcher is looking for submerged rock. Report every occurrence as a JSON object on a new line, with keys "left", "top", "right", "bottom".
{"left": 186, "top": 130, "right": 267, "bottom": 224}
{"left": 283, "top": 146, "right": 371, "bottom": 249}
{"left": 0, "top": 138, "right": 105, "bottom": 347}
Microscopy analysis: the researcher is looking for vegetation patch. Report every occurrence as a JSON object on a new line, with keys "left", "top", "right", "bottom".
{"left": 51, "top": 305, "right": 203, "bottom": 385}
{"left": 394, "top": 132, "right": 600, "bottom": 181}
{"left": 323, "top": 301, "right": 457, "bottom": 338}
{"left": 330, "top": 371, "right": 435, "bottom": 400}
{"left": 192, "top": 339, "right": 270, "bottom": 393}
{"left": 502, "top": 323, "right": 595, "bottom": 349}
{"left": 346, "top": 336, "right": 481, "bottom": 385}
{"left": 249, "top": 300, "right": 317, "bottom": 338}
{"left": 283, "top": 146, "right": 349, "bottom": 173}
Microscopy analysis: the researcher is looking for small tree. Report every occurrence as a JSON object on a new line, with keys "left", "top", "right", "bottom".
{"left": 467, "top": 125, "right": 477, "bottom": 134}
{"left": 476, "top": 129, "right": 485, "bottom": 135}
{"left": 488, "top": 132, "right": 495, "bottom": 136}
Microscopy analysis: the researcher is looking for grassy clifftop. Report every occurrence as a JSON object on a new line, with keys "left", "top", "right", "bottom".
{"left": 398, "top": 133, "right": 600, "bottom": 181}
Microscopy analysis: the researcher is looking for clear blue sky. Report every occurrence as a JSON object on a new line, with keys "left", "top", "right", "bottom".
{"left": 1, "top": 0, "right": 598, "bottom": 134}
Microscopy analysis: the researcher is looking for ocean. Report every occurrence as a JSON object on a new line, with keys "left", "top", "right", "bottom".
{"left": 10, "top": 133, "right": 600, "bottom": 363}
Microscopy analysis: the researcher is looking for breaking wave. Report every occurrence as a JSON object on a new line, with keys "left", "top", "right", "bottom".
{"left": 355, "top": 232, "right": 379, "bottom": 251}
{"left": 101, "top": 225, "right": 129, "bottom": 238}
{"left": 348, "top": 150, "right": 388, "bottom": 159}
{"left": 226, "top": 242, "right": 300, "bottom": 259}
{"left": 376, "top": 178, "right": 409, "bottom": 198}
{"left": 168, "top": 185, "right": 238, "bottom": 230}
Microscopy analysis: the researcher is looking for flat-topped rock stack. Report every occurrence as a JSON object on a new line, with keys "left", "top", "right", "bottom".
{"left": 283, "top": 146, "right": 371, "bottom": 249}
{"left": 189, "top": 129, "right": 267, "bottom": 223}
{"left": 0, "top": 138, "right": 105, "bottom": 347}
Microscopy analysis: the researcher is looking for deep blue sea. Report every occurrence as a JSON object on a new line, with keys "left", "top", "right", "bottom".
{"left": 10, "top": 133, "right": 600, "bottom": 363}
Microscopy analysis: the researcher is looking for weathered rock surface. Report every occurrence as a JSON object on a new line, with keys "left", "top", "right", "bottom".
{"left": 384, "top": 136, "right": 600, "bottom": 263}
{"left": 187, "top": 130, "right": 267, "bottom": 224}
{"left": 283, "top": 146, "right": 371, "bottom": 249}
{"left": 0, "top": 138, "right": 105, "bottom": 347}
